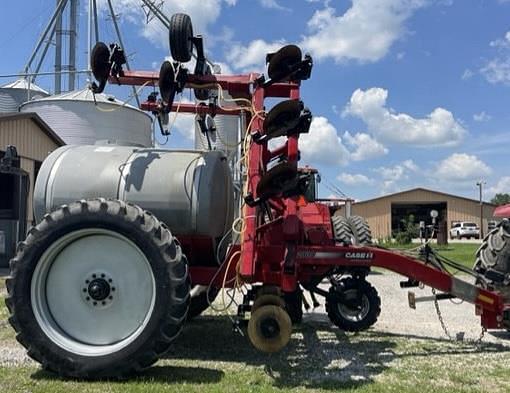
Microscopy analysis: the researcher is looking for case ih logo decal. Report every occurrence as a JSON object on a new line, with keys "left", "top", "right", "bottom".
{"left": 297, "top": 251, "right": 374, "bottom": 260}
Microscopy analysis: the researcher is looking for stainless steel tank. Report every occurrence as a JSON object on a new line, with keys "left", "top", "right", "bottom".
{"left": 34, "top": 145, "right": 234, "bottom": 239}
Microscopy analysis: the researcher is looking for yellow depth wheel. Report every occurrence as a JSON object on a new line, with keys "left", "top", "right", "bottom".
{"left": 248, "top": 305, "right": 292, "bottom": 353}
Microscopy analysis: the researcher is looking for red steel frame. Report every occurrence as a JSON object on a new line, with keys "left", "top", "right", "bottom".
{"left": 109, "top": 71, "right": 510, "bottom": 331}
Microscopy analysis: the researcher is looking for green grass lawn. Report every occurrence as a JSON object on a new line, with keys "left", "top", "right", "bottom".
{"left": 1, "top": 283, "right": 510, "bottom": 393}
{"left": 382, "top": 243, "right": 481, "bottom": 270}
{"left": 0, "top": 316, "right": 509, "bottom": 393}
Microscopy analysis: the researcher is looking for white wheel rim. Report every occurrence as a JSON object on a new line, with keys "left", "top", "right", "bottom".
{"left": 31, "top": 228, "right": 156, "bottom": 357}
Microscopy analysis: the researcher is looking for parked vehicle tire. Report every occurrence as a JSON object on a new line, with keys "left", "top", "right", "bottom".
{"left": 5, "top": 199, "right": 190, "bottom": 378}
{"left": 331, "top": 215, "right": 353, "bottom": 245}
{"left": 187, "top": 285, "right": 219, "bottom": 320}
{"left": 473, "top": 221, "right": 510, "bottom": 282}
{"left": 347, "top": 215, "right": 372, "bottom": 245}
{"left": 347, "top": 215, "right": 372, "bottom": 278}
{"left": 326, "top": 277, "right": 381, "bottom": 332}
{"left": 169, "top": 13, "right": 194, "bottom": 62}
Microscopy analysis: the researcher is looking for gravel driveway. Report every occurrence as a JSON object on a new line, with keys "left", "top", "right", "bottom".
{"left": 1, "top": 272, "right": 509, "bottom": 368}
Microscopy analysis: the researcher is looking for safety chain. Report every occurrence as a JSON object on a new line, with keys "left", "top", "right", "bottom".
{"left": 431, "top": 288, "right": 453, "bottom": 340}
{"left": 431, "top": 288, "right": 486, "bottom": 345}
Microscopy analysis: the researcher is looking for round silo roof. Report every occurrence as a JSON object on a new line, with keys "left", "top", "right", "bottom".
{"left": 1, "top": 78, "right": 49, "bottom": 95}
{"left": 23, "top": 88, "right": 151, "bottom": 119}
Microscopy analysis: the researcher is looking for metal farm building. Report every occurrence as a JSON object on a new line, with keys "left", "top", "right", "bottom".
{"left": 0, "top": 112, "right": 65, "bottom": 227}
{"left": 335, "top": 188, "right": 497, "bottom": 241}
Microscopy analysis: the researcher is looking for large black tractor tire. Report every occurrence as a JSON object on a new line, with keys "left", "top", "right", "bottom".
{"left": 347, "top": 215, "right": 372, "bottom": 278}
{"left": 325, "top": 277, "right": 381, "bottom": 332}
{"left": 169, "top": 13, "right": 194, "bottom": 63}
{"left": 347, "top": 215, "right": 372, "bottom": 245}
{"left": 5, "top": 199, "right": 190, "bottom": 379}
{"left": 187, "top": 286, "right": 219, "bottom": 320}
{"left": 474, "top": 220, "right": 510, "bottom": 281}
{"left": 331, "top": 215, "right": 353, "bottom": 245}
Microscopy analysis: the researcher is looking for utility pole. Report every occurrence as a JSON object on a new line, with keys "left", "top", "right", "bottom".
{"left": 477, "top": 180, "right": 486, "bottom": 238}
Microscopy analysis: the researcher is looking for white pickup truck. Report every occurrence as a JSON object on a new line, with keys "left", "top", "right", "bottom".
{"left": 449, "top": 222, "right": 480, "bottom": 239}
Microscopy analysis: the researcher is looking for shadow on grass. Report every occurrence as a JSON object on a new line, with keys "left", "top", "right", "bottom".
{"left": 28, "top": 316, "right": 510, "bottom": 390}
{"left": 31, "top": 364, "right": 224, "bottom": 384}
{"left": 165, "top": 315, "right": 510, "bottom": 390}
{"left": 163, "top": 315, "right": 397, "bottom": 390}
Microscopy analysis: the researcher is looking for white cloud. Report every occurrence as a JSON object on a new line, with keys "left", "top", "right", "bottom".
{"left": 337, "top": 173, "right": 374, "bottom": 186}
{"left": 343, "top": 87, "right": 467, "bottom": 146}
{"left": 461, "top": 69, "right": 474, "bottom": 80}
{"left": 299, "top": 116, "right": 350, "bottom": 166}
{"left": 435, "top": 153, "right": 492, "bottom": 182}
{"left": 473, "top": 111, "right": 491, "bottom": 122}
{"left": 375, "top": 159, "right": 418, "bottom": 181}
{"left": 97, "top": 0, "right": 236, "bottom": 47}
{"left": 481, "top": 31, "right": 510, "bottom": 85}
{"left": 374, "top": 159, "right": 419, "bottom": 194}
{"left": 343, "top": 131, "right": 388, "bottom": 161}
{"left": 489, "top": 31, "right": 510, "bottom": 48}
{"left": 488, "top": 177, "right": 510, "bottom": 197}
{"left": 226, "top": 39, "right": 287, "bottom": 72}
{"left": 227, "top": 0, "right": 428, "bottom": 72}
{"left": 300, "top": 0, "right": 427, "bottom": 63}
{"left": 259, "top": 0, "right": 289, "bottom": 11}
{"left": 481, "top": 59, "right": 510, "bottom": 85}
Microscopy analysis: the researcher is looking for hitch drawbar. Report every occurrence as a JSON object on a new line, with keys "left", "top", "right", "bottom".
{"left": 407, "top": 291, "right": 456, "bottom": 309}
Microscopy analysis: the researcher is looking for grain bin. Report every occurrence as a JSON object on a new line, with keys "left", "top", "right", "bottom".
{"left": 20, "top": 88, "right": 153, "bottom": 147}
{"left": 0, "top": 79, "right": 49, "bottom": 113}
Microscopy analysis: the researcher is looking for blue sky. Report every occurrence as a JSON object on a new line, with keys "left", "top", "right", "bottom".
{"left": 1, "top": 0, "right": 509, "bottom": 202}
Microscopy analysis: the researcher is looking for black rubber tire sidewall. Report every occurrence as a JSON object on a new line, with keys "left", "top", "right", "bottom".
{"left": 6, "top": 200, "right": 190, "bottom": 378}
{"left": 169, "top": 13, "right": 194, "bottom": 63}
{"left": 326, "top": 278, "right": 381, "bottom": 332}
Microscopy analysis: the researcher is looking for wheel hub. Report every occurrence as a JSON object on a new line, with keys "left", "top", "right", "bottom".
{"left": 260, "top": 317, "right": 280, "bottom": 339}
{"left": 82, "top": 273, "right": 115, "bottom": 307}
{"left": 88, "top": 279, "right": 111, "bottom": 301}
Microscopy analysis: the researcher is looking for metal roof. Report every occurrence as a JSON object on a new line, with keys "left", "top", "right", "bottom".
{"left": 354, "top": 187, "right": 497, "bottom": 207}
{"left": 1, "top": 78, "right": 49, "bottom": 94}
{"left": 22, "top": 88, "right": 150, "bottom": 118}
{"left": 0, "top": 112, "right": 65, "bottom": 147}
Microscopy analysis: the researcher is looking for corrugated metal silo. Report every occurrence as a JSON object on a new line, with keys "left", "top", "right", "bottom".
{"left": 0, "top": 79, "right": 49, "bottom": 113}
{"left": 20, "top": 88, "right": 153, "bottom": 147}
{"left": 194, "top": 90, "right": 239, "bottom": 157}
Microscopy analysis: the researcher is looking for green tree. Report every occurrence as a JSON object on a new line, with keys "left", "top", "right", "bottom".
{"left": 394, "top": 214, "right": 419, "bottom": 244}
{"left": 490, "top": 193, "right": 510, "bottom": 206}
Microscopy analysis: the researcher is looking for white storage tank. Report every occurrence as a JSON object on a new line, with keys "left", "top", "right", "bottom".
{"left": 0, "top": 79, "right": 49, "bottom": 113}
{"left": 20, "top": 88, "right": 153, "bottom": 147}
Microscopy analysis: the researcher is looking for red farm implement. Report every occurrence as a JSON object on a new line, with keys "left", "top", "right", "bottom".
{"left": 5, "top": 13, "right": 510, "bottom": 378}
